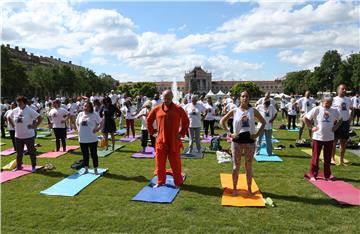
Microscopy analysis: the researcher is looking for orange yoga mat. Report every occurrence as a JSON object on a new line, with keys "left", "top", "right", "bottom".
{"left": 220, "top": 173, "right": 265, "bottom": 207}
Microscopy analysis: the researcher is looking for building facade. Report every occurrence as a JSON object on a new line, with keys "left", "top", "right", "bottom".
{"left": 120, "top": 66, "right": 283, "bottom": 94}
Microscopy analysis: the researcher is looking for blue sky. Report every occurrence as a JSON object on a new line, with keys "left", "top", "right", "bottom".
{"left": 2, "top": 0, "right": 359, "bottom": 83}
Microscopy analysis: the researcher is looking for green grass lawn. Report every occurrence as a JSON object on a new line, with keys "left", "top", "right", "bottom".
{"left": 1, "top": 117, "right": 359, "bottom": 234}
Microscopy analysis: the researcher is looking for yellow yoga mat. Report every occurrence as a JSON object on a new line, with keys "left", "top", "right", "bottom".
{"left": 301, "top": 148, "right": 349, "bottom": 165}
{"left": 220, "top": 173, "right": 265, "bottom": 207}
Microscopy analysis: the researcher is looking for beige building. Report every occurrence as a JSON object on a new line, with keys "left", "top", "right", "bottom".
{"left": 139, "top": 66, "right": 283, "bottom": 94}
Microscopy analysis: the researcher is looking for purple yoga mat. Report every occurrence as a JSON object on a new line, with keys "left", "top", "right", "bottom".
{"left": 37, "top": 145, "right": 80, "bottom": 158}
{"left": 132, "top": 147, "right": 155, "bottom": 158}
{"left": 1, "top": 145, "right": 30, "bottom": 156}
{"left": 201, "top": 136, "right": 213, "bottom": 143}
{"left": 305, "top": 172, "right": 360, "bottom": 206}
{"left": 120, "top": 135, "right": 140, "bottom": 142}
{"left": 1, "top": 165, "right": 43, "bottom": 183}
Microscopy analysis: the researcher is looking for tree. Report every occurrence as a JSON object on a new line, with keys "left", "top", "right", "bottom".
{"left": 117, "top": 82, "right": 158, "bottom": 98}
{"left": 282, "top": 70, "right": 311, "bottom": 94}
{"left": 318, "top": 50, "right": 342, "bottom": 92}
{"left": 348, "top": 53, "right": 360, "bottom": 92}
{"left": 230, "top": 82, "right": 263, "bottom": 98}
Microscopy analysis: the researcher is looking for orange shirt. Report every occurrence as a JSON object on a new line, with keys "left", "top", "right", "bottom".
{"left": 147, "top": 103, "right": 189, "bottom": 152}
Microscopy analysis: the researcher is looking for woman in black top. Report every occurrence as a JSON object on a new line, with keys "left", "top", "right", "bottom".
{"left": 99, "top": 97, "right": 121, "bottom": 151}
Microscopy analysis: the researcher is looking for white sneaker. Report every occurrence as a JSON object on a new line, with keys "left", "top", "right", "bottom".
{"left": 310, "top": 177, "right": 316, "bottom": 181}
{"left": 185, "top": 149, "right": 192, "bottom": 154}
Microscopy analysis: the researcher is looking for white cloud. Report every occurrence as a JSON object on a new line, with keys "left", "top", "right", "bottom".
{"left": 88, "top": 57, "right": 108, "bottom": 65}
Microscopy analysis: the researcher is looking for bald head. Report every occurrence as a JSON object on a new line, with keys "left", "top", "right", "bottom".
{"left": 337, "top": 84, "right": 346, "bottom": 97}
{"left": 163, "top": 90, "right": 173, "bottom": 106}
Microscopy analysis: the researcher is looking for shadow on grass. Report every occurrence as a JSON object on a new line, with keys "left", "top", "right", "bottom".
{"left": 262, "top": 192, "right": 349, "bottom": 207}
{"left": 181, "top": 184, "right": 223, "bottom": 197}
{"left": 103, "top": 172, "right": 149, "bottom": 183}
{"left": 334, "top": 177, "right": 360, "bottom": 183}
{"left": 276, "top": 154, "right": 309, "bottom": 159}
{"left": 36, "top": 170, "right": 69, "bottom": 178}
{"left": 117, "top": 149, "right": 138, "bottom": 154}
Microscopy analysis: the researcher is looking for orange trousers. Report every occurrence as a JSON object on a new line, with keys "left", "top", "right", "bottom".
{"left": 155, "top": 148, "right": 183, "bottom": 187}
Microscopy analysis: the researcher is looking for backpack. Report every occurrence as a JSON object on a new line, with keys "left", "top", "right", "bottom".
{"left": 71, "top": 159, "right": 83, "bottom": 170}
{"left": 210, "top": 137, "right": 222, "bottom": 151}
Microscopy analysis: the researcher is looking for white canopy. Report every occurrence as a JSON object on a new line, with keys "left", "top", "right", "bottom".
{"left": 216, "top": 90, "right": 225, "bottom": 96}
{"left": 226, "top": 91, "right": 231, "bottom": 96}
{"left": 274, "top": 93, "right": 291, "bottom": 99}
{"left": 206, "top": 90, "right": 215, "bottom": 96}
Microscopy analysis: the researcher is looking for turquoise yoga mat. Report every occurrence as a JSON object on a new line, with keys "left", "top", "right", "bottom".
{"left": 40, "top": 168, "right": 108, "bottom": 196}
{"left": 254, "top": 146, "right": 283, "bottom": 162}
{"left": 97, "top": 145, "right": 124, "bottom": 157}
{"left": 287, "top": 128, "right": 300, "bottom": 132}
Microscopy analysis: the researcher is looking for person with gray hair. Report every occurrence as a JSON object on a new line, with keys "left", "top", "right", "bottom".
{"left": 303, "top": 95, "right": 341, "bottom": 180}
{"left": 184, "top": 94, "right": 206, "bottom": 154}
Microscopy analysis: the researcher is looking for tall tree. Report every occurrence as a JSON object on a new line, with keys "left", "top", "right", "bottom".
{"left": 230, "top": 82, "right": 263, "bottom": 98}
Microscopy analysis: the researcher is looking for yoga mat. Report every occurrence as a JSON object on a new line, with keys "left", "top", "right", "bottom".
{"left": 37, "top": 146, "right": 80, "bottom": 158}
{"left": 201, "top": 136, "right": 213, "bottom": 143}
{"left": 301, "top": 149, "right": 349, "bottom": 165}
{"left": 287, "top": 128, "right": 299, "bottom": 132}
{"left": 0, "top": 148, "right": 16, "bottom": 156}
{"left": 304, "top": 172, "right": 360, "bottom": 205}
{"left": 261, "top": 137, "right": 280, "bottom": 143}
{"left": 220, "top": 173, "right": 265, "bottom": 207}
{"left": 181, "top": 147, "right": 205, "bottom": 159}
{"left": 50, "top": 134, "right": 78, "bottom": 141}
{"left": 132, "top": 174, "right": 184, "bottom": 203}
{"left": 40, "top": 168, "right": 108, "bottom": 196}
{"left": 97, "top": 145, "right": 124, "bottom": 157}
{"left": 0, "top": 143, "right": 5, "bottom": 146}
{"left": 1, "top": 165, "right": 43, "bottom": 184}
{"left": 255, "top": 146, "right": 283, "bottom": 162}
{"left": 132, "top": 146, "right": 155, "bottom": 158}
{"left": 116, "top": 128, "right": 127, "bottom": 135}
{"left": 119, "top": 135, "right": 140, "bottom": 142}
{"left": 216, "top": 151, "right": 232, "bottom": 163}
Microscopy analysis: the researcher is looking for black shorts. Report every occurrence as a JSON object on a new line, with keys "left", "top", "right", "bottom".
{"left": 354, "top": 109, "right": 360, "bottom": 117}
{"left": 335, "top": 120, "right": 350, "bottom": 140}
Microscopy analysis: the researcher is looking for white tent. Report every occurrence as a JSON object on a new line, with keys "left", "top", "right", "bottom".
{"left": 206, "top": 90, "right": 215, "bottom": 96}
{"left": 216, "top": 90, "right": 225, "bottom": 96}
{"left": 226, "top": 91, "right": 231, "bottom": 96}
{"left": 274, "top": 93, "right": 291, "bottom": 99}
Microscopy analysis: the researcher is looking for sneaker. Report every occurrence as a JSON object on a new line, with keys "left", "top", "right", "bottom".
{"left": 12, "top": 166, "right": 23, "bottom": 172}
{"left": 31, "top": 167, "right": 36, "bottom": 173}
{"left": 185, "top": 149, "right": 192, "bottom": 154}
{"left": 310, "top": 177, "right": 316, "bottom": 181}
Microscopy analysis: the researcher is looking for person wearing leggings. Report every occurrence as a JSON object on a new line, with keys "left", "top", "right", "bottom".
{"left": 49, "top": 99, "right": 68, "bottom": 151}
{"left": 4, "top": 102, "right": 17, "bottom": 150}
{"left": 76, "top": 101, "right": 102, "bottom": 175}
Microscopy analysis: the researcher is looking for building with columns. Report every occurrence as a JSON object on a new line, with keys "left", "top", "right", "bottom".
{"left": 119, "top": 66, "right": 283, "bottom": 94}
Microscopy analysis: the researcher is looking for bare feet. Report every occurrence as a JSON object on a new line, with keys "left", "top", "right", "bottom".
{"left": 247, "top": 189, "right": 253, "bottom": 197}
{"left": 152, "top": 184, "right": 164, "bottom": 188}
{"left": 232, "top": 189, "right": 238, "bottom": 197}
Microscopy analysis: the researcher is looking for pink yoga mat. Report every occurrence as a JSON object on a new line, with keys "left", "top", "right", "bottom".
{"left": 50, "top": 134, "right": 78, "bottom": 142}
{"left": 120, "top": 135, "right": 140, "bottom": 142}
{"left": 132, "top": 147, "right": 155, "bottom": 158}
{"left": 0, "top": 145, "right": 30, "bottom": 156}
{"left": 305, "top": 172, "right": 360, "bottom": 206}
{"left": 37, "top": 145, "right": 80, "bottom": 158}
{"left": 1, "top": 165, "right": 43, "bottom": 183}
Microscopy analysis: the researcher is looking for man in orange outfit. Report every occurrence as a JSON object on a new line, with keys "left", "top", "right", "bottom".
{"left": 147, "top": 90, "right": 189, "bottom": 188}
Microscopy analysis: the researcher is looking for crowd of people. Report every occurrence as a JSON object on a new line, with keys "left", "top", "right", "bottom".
{"left": 1, "top": 83, "right": 359, "bottom": 195}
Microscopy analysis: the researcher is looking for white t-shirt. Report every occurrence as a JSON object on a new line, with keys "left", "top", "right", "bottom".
{"left": 204, "top": 103, "right": 216, "bottom": 121}
{"left": 297, "top": 97, "right": 316, "bottom": 114}
{"left": 256, "top": 105, "right": 277, "bottom": 130}
{"left": 49, "top": 107, "right": 69, "bottom": 128}
{"left": 109, "top": 94, "right": 118, "bottom": 105}
{"left": 233, "top": 107, "right": 256, "bottom": 135}
{"left": 351, "top": 96, "right": 360, "bottom": 109}
{"left": 76, "top": 111, "right": 102, "bottom": 143}
{"left": 121, "top": 106, "right": 136, "bottom": 120}
{"left": 137, "top": 108, "right": 149, "bottom": 130}
{"left": 225, "top": 102, "right": 237, "bottom": 119}
{"left": 10, "top": 106, "right": 40, "bottom": 139}
{"left": 256, "top": 97, "right": 276, "bottom": 106}
{"left": 4, "top": 109, "right": 15, "bottom": 130}
{"left": 67, "top": 103, "right": 78, "bottom": 116}
{"left": 285, "top": 102, "right": 297, "bottom": 116}
{"left": 185, "top": 103, "right": 206, "bottom": 128}
{"left": 151, "top": 99, "right": 162, "bottom": 108}
{"left": 332, "top": 96, "right": 352, "bottom": 121}
{"left": 280, "top": 98, "right": 288, "bottom": 109}
{"left": 305, "top": 106, "right": 340, "bottom": 141}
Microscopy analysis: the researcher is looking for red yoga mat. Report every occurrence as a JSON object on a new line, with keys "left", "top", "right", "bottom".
{"left": 305, "top": 172, "right": 360, "bottom": 206}
{"left": 37, "top": 146, "right": 80, "bottom": 158}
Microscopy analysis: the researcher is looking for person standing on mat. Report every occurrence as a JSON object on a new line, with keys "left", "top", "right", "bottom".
{"left": 49, "top": 99, "right": 69, "bottom": 152}
{"left": 220, "top": 90, "right": 265, "bottom": 196}
{"left": 76, "top": 101, "right": 102, "bottom": 175}
{"left": 121, "top": 98, "right": 136, "bottom": 138}
{"left": 9, "top": 96, "right": 43, "bottom": 172}
{"left": 280, "top": 95, "right": 288, "bottom": 120}
{"left": 184, "top": 95, "right": 206, "bottom": 154}
{"left": 285, "top": 98, "right": 298, "bottom": 129}
{"left": 99, "top": 97, "right": 120, "bottom": 151}
{"left": 256, "top": 97, "right": 277, "bottom": 156}
{"left": 203, "top": 96, "right": 217, "bottom": 138}
{"left": 297, "top": 91, "right": 316, "bottom": 140}
{"left": 331, "top": 84, "right": 353, "bottom": 165}
{"left": 136, "top": 100, "right": 154, "bottom": 152}
{"left": 303, "top": 95, "right": 341, "bottom": 180}
{"left": 4, "top": 102, "right": 17, "bottom": 150}
{"left": 147, "top": 90, "right": 189, "bottom": 188}
{"left": 351, "top": 93, "right": 360, "bottom": 126}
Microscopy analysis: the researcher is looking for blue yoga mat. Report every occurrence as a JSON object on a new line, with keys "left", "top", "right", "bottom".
{"left": 287, "top": 128, "right": 299, "bottom": 132}
{"left": 132, "top": 175, "right": 182, "bottom": 203}
{"left": 255, "top": 146, "right": 283, "bottom": 162}
{"left": 261, "top": 137, "right": 279, "bottom": 143}
{"left": 40, "top": 168, "right": 108, "bottom": 196}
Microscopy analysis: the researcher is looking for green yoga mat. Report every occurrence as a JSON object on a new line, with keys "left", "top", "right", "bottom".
{"left": 97, "top": 145, "right": 124, "bottom": 157}
{"left": 37, "top": 131, "right": 52, "bottom": 138}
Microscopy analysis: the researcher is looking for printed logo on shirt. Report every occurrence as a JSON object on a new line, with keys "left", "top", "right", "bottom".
{"left": 306, "top": 101, "right": 310, "bottom": 107}
{"left": 265, "top": 110, "right": 270, "bottom": 117}
{"left": 53, "top": 113, "right": 57, "bottom": 117}
{"left": 81, "top": 120, "right": 88, "bottom": 126}
{"left": 16, "top": 115, "right": 23, "bottom": 123}
{"left": 341, "top": 102, "right": 347, "bottom": 111}
{"left": 322, "top": 111, "right": 330, "bottom": 122}
{"left": 241, "top": 114, "right": 250, "bottom": 127}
